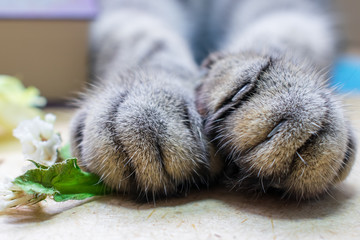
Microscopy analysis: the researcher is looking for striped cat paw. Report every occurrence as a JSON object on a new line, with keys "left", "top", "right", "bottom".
{"left": 196, "top": 53, "right": 356, "bottom": 199}
{"left": 70, "top": 71, "right": 213, "bottom": 200}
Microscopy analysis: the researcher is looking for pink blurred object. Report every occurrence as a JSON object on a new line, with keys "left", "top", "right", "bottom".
{"left": 0, "top": 0, "right": 97, "bottom": 19}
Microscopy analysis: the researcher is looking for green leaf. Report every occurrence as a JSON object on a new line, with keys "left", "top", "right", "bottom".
{"left": 53, "top": 193, "right": 96, "bottom": 202}
{"left": 27, "top": 160, "right": 49, "bottom": 169}
{"left": 13, "top": 158, "right": 111, "bottom": 202}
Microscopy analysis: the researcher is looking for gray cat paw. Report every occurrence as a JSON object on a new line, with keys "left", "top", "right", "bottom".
{"left": 197, "top": 53, "right": 356, "bottom": 199}
{"left": 70, "top": 71, "right": 211, "bottom": 199}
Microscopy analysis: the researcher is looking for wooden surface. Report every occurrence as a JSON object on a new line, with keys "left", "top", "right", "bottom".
{"left": 1, "top": 97, "right": 360, "bottom": 240}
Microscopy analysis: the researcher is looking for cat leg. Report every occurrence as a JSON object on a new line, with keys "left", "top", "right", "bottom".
{"left": 197, "top": 0, "right": 357, "bottom": 199}
{"left": 70, "top": 1, "right": 222, "bottom": 200}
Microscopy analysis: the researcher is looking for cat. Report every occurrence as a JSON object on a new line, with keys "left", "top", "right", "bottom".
{"left": 70, "top": 0, "right": 356, "bottom": 201}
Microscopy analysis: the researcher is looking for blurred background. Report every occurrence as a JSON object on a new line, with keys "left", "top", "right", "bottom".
{"left": 0, "top": 0, "right": 359, "bottom": 104}
{"left": 335, "top": 0, "right": 360, "bottom": 54}
{"left": 333, "top": 0, "right": 360, "bottom": 93}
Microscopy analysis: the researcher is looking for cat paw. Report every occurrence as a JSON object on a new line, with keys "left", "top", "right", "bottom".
{"left": 70, "top": 71, "right": 214, "bottom": 199}
{"left": 196, "top": 52, "right": 356, "bottom": 199}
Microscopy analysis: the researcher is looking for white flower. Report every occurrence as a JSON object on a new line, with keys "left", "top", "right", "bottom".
{"left": 0, "top": 179, "right": 46, "bottom": 211}
{"left": 13, "top": 113, "right": 62, "bottom": 166}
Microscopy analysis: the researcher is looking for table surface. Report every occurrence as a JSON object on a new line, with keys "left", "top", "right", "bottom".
{"left": 1, "top": 97, "right": 360, "bottom": 240}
